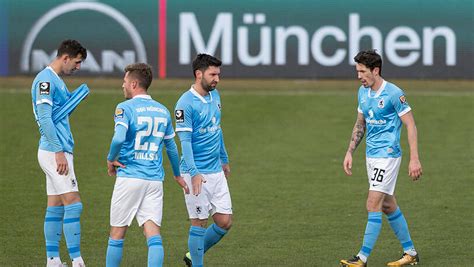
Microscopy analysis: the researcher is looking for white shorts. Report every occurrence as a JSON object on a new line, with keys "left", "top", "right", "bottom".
{"left": 366, "top": 157, "right": 402, "bottom": 195}
{"left": 110, "top": 177, "right": 163, "bottom": 227}
{"left": 183, "top": 171, "right": 233, "bottom": 220}
{"left": 37, "top": 149, "right": 79, "bottom": 195}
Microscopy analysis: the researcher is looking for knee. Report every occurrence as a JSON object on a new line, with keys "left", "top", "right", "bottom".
{"left": 216, "top": 216, "right": 232, "bottom": 230}
{"left": 382, "top": 203, "right": 397, "bottom": 215}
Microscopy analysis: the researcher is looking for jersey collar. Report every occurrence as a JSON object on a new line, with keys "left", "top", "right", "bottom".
{"left": 46, "top": 66, "right": 62, "bottom": 80}
{"left": 133, "top": 94, "right": 152, "bottom": 99}
{"left": 368, "top": 79, "right": 387, "bottom": 98}
{"left": 190, "top": 85, "right": 213, "bottom": 104}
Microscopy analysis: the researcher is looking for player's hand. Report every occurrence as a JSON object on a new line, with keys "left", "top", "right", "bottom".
{"left": 191, "top": 174, "right": 206, "bottom": 196}
{"left": 55, "top": 152, "right": 69, "bottom": 176}
{"left": 408, "top": 158, "right": 422, "bottom": 181}
{"left": 174, "top": 175, "right": 190, "bottom": 194}
{"left": 107, "top": 160, "right": 125, "bottom": 177}
{"left": 222, "top": 164, "right": 231, "bottom": 179}
{"left": 343, "top": 151, "right": 353, "bottom": 176}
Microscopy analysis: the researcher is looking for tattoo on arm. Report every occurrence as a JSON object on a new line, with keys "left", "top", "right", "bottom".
{"left": 348, "top": 117, "right": 365, "bottom": 154}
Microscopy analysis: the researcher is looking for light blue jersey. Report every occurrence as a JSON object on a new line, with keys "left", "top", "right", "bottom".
{"left": 175, "top": 87, "right": 227, "bottom": 174}
{"left": 31, "top": 66, "right": 74, "bottom": 153}
{"left": 111, "top": 95, "right": 176, "bottom": 181}
{"left": 357, "top": 80, "right": 411, "bottom": 158}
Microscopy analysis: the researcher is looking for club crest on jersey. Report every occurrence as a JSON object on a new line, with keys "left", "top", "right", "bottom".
{"left": 39, "top": 82, "right": 50, "bottom": 95}
{"left": 378, "top": 99, "right": 385, "bottom": 108}
{"left": 175, "top": 109, "right": 184, "bottom": 123}
{"left": 115, "top": 108, "right": 124, "bottom": 118}
{"left": 399, "top": 95, "right": 407, "bottom": 104}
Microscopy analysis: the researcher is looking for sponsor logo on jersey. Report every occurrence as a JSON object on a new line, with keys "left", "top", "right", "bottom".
{"left": 39, "top": 82, "right": 50, "bottom": 95}
{"left": 378, "top": 99, "right": 384, "bottom": 108}
{"left": 399, "top": 95, "right": 407, "bottom": 104}
{"left": 175, "top": 109, "right": 184, "bottom": 123}
{"left": 115, "top": 108, "right": 124, "bottom": 118}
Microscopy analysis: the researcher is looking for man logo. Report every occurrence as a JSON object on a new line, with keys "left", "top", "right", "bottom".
{"left": 21, "top": 1, "right": 147, "bottom": 73}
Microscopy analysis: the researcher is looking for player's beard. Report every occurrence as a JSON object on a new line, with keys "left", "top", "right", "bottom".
{"left": 201, "top": 79, "right": 217, "bottom": 92}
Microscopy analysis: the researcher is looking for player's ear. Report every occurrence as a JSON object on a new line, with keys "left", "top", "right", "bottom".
{"left": 195, "top": 69, "right": 202, "bottom": 80}
{"left": 373, "top": 67, "right": 380, "bottom": 76}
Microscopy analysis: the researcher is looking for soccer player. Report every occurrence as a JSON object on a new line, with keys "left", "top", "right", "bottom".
{"left": 31, "top": 39, "right": 87, "bottom": 267}
{"left": 340, "top": 50, "right": 423, "bottom": 267}
{"left": 175, "top": 54, "right": 232, "bottom": 267}
{"left": 105, "top": 63, "right": 185, "bottom": 267}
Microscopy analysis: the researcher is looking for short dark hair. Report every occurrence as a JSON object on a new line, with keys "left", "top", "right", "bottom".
{"left": 124, "top": 63, "right": 153, "bottom": 90}
{"left": 192, "top": 54, "right": 222, "bottom": 77}
{"left": 354, "top": 49, "right": 382, "bottom": 75}
{"left": 57, "top": 39, "right": 87, "bottom": 60}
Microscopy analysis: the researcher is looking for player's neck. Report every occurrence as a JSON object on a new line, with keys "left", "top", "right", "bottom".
{"left": 49, "top": 60, "right": 64, "bottom": 76}
{"left": 370, "top": 77, "right": 384, "bottom": 91}
{"left": 131, "top": 89, "right": 148, "bottom": 98}
{"left": 193, "top": 84, "right": 209, "bottom": 96}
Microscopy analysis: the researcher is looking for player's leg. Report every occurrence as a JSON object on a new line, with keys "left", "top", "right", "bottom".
{"left": 183, "top": 173, "right": 210, "bottom": 267}
{"left": 58, "top": 153, "right": 84, "bottom": 267}
{"left": 106, "top": 226, "right": 128, "bottom": 267}
{"left": 107, "top": 178, "right": 145, "bottom": 267}
{"left": 45, "top": 196, "right": 65, "bottom": 267}
{"left": 138, "top": 180, "right": 165, "bottom": 267}
{"left": 61, "top": 192, "right": 84, "bottom": 266}
{"left": 204, "top": 171, "right": 233, "bottom": 253}
{"left": 143, "top": 221, "right": 163, "bottom": 267}
{"left": 38, "top": 149, "right": 68, "bottom": 266}
{"left": 384, "top": 196, "right": 419, "bottom": 266}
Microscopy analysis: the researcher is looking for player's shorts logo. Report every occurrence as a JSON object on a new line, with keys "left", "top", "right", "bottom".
{"left": 196, "top": 206, "right": 202, "bottom": 214}
{"left": 115, "top": 108, "right": 124, "bottom": 118}
{"left": 39, "top": 82, "right": 50, "bottom": 95}
{"left": 175, "top": 109, "right": 184, "bottom": 123}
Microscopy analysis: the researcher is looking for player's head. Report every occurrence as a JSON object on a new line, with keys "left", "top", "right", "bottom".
{"left": 123, "top": 63, "right": 153, "bottom": 99}
{"left": 354, "top": 49, "right": 382, "bottom": 88}
{"left": 56, "top": 39, "right": 87, "bottom": 75}
{"left": 192, "top": 54, "right": 222, "bottom": 92}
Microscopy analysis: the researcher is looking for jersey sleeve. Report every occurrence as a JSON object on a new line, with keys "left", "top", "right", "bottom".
{"left": 34, "top": 76, "right": 55, "bottom": 106}
{"left": 164, "top": 111, "right": 176, "bottom": 140}
{"left": 175, "top": 96, "right": 193, "bottom": 132}
{"left": 114, "top": 103, "right": 130, "bottom": 129}
{"left": 391, "top": 88, "right": 411, "bottom": 117}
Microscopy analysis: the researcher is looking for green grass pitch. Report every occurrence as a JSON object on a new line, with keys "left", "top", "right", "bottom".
{"left": 0, "top": 78, "right": 473, "bottom": 266}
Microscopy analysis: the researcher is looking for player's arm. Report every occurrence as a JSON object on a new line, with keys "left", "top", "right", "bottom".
{"left": 400, "top": 111, "right": 422, "bottom": 180}
{"left": 36, "top": 96, "right": 69, "bottom": 176}
{"left": 343, "top": 112, "right": 366, "bottom": 175}
{"left": 219, "top": 131, "right": 230, "bottom": 178}
{"left": 164, "top": 122, "right": 189, "bottom": 194}
{"left": 106, "top": 124, "right": 127, "bottom": 177}
{"left": 177, "top": 131, "right": 205, "bottom": 195}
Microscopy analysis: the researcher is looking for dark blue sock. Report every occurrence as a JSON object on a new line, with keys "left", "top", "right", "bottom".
{"left": 358, "top": 211, "right": 383, "bottom": 260}
{"left": 147, "top": 235, "right": 164, "bottom": 267}
{"left": 106, "top": 238, "right": 124, "bottom": 267}
{"left": 63, "top": 202, "right": 83, "bottom": 260}
{"left": 188, "top": 226, "right": 205, "bottom": 267}
{"left": 204, "top": 224, "right": 227, "bottom": 253}
{"left": 387, "top": 207, "right": 415, "bottom": 253}
{"left": 44, "top": 206, "right": 64, "bottom": 258}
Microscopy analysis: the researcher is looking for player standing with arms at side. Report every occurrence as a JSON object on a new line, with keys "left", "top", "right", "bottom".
{"left": 175, "top": 54, "right": 232, "bottom": 267}
{"left": 31, "top": 39, "right": 87, "bottom": 267}
{"left": 105, "top": 63, "right": 185, "bottom": 267}
{"left": 340, "top": 50, "right": 423, "bottom": 267}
